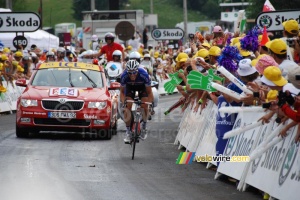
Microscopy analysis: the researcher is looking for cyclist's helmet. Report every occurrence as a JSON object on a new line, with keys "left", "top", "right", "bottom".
{"left": 129, "top": 51, "right": 141, "bottom": 63}
{"left": 126, "top": 60, "right": 139, "bottom": 71}
{"left": 104, "top": 32, "right": 115, "bottom": 42}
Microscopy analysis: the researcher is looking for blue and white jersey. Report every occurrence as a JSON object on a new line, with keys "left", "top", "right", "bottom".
{"left": 120, "top": 67, "right": 151, "bottom": 87}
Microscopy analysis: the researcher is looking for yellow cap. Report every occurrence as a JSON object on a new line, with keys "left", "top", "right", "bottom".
{"left": 208, "top": 46, "right": 221, "bottom": 56}
{"left": 201, "top": 42, "right": 211, "bottom": 49}
{"left": 267, "top": 90, "right": 279, "bottom": 102}
{"left": 234, "top": 42, "right": 252, "bottom": 57}
{"left": 14, "top": 51, "right": 23, "bottom": 57}
{"left": 240, "top": 49, "right": 252, "bottom": 57}
{"left": 231, "top": 37, "right": 241, "bottom": 46}
{"left": 282, "top": 19, "right": 299, "bottom": 35}
{"left": 261, "top": 66, "right": 287, "bottom": 86}
{"left": 17, "top": 65, "right": 24, "bottom": 72}
{"left": 179, "top": 57, "right": 188, "bottom": 62}
{"left": 251, "top": 59, "right": 258, "bottom": 67}
{"left": 126, "top": 45, "right": 132, "bottom": 50}
{"left": 12, "top": 61, "right": 18, "bottom": 66}
{"left": 1, "top": 54, "right": 8, "bottom": 61}
{"left": 0, "top": 85, "right": 7, "bottom": 93}
{"left": 154, "top": 51, "right": 160, "bottom": 58}
{"left": 3, "top": 47, "right": 10, "bottom": 54}
{"left": 265, "top": 39, "right": 287, "bottom": 55}
{"left": 197, "top": 49, "right": 209, "bottom": 59}
{"left": 175, "top": 52, "right": 188, "bottom": 62}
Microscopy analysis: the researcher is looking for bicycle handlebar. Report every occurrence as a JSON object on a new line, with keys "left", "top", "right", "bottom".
{"left": 125, "top": 99, "right": 152, "bottom": 105}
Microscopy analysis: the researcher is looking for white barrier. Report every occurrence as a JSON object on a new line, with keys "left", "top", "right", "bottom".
{"left": 0, "top": 80, "right": 25, "bottom": 113}
{"left": 175, "top": 99, "right": 300, "bottom": 199}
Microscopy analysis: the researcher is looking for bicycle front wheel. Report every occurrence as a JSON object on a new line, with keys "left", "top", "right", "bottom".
{"left": 131, "top": 121, "right": 140, "bottom": 160}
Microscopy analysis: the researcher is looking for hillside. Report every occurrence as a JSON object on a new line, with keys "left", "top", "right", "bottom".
{"left": 13, "top": 0, "right": 208, "bottom": 29}
{"left": 13, "top": 0, "right": 81, "bottom": 28}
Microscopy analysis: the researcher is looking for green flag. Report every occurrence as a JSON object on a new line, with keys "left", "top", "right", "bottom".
{"left": 163, "top": 69, "right": 184, "bottom": 94}
{"left": 187, "top": 69, "right": 224, "bottom": 92}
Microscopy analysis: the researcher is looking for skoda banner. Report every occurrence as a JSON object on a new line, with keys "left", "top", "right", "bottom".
{"left": 256, "top": 10, "right": 300, "bottom": 31}
{"left": 0, "top": 12, "right": 41, "bottom": 32}
{"left": 151, "top": 28, "right": 184, "bottom": 40}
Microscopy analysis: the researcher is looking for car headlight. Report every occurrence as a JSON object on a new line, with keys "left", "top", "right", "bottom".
{"left": 21, "top": 99, "right": 38, "bottom": 107}
{"left": 88, "top": 101, "right": 107, "bottom": 109}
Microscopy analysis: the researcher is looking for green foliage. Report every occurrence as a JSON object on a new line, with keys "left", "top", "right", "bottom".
{"left": 14, "top": 0, "right": 300, "bottom": 32}
{"left": 124, "top": 0, "right": 209, "bottom": 28}
{"left": 72, "top": 0, "right": 109, "bottom": 21}
{"left": 12, "top": 0, "right": 81, "bottom": 28}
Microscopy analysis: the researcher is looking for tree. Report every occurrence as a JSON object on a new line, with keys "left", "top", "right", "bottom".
{"left": 72, "top": 0, "right": 109, "bottom": 21}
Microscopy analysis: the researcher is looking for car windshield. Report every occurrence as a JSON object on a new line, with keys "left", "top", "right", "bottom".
{"left": 31, "top": 68, "right": 104, "bottom": 88}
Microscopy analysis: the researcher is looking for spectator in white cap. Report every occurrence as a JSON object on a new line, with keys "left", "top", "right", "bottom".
{"left": 237, "top": 58, "right": 260, "bottom": 84}
{"left": 238, "top": 58, "right": 264, "bottom": 105}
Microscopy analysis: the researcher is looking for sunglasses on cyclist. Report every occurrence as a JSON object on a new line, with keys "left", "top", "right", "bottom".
{"left": 128, "top": 71, "right": 138, "bottom": 75}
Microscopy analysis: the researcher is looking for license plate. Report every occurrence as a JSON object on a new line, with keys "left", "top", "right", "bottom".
{"left": 48, "top": 112, "right": 76, "bottom": 118}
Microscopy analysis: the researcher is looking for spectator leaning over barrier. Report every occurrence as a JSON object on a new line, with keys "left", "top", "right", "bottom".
{"left": 215, "top": 73, "right": 243, "bottom": 165}
{"left": 236, "top": 58, "right": 263, "bottom": 105}
{"left": 265, "top": 38, "right": 298, "bottom": 78}
{"left": 269, "top": 66, "right": 300, "bottom": 142}
{"left": 258, "top": 66, "right": 300, "bottom": 131}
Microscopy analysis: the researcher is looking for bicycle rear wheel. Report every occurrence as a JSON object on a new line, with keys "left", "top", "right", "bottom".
{"left": 132, "top": 121, "right": 140, "bottom": 160}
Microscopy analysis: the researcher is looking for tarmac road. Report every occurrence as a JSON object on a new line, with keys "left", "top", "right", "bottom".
{"left": 0, "top": 94, "right": 261, "bottom": 200}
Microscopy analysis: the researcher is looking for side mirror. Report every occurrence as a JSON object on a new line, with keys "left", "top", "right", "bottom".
{"left": 109, "top": 82, "right": 121, "bottom": 90}
{"left": 15, "top": 78, "right": 27, "bottom": 87}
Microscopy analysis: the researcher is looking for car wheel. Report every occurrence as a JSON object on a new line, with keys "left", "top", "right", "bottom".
{"left": 16, "top": 125, "right": 30, "bottom": 138}
{"left": 97, "top": 129, "right": 112, "bottom": 140}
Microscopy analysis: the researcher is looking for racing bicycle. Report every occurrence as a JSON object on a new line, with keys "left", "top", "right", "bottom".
{"left": 124, "top": 97, "right": 152, "bottom": 160}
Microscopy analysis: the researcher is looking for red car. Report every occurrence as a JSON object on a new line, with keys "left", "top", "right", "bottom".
{"left": 16, "top": 62, "right": 120, "bottom": 139}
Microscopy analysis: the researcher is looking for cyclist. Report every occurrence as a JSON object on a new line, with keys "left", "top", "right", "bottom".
{"left": 120, "top": 60, "right": 154, "bottom": 143}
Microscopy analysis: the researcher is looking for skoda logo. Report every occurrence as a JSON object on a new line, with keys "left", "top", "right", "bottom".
{"left": 0, "top": 17, "right": 3, "bottom": 28}
{"left": 259, "top": 15, "right": 272, "bottom": 29}
{"left": 152, "top": 30, "right": 161, "bottom": 39}
{"left": 278, "top": 142, "right": 299, "bottom": 185}
{"left": 59, "top": 98, "right": 66, "bottom": 104}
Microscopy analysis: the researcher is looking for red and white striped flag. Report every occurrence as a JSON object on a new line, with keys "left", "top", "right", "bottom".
{"left": 263, "top": 0, "right": 275, "bottom": 12}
